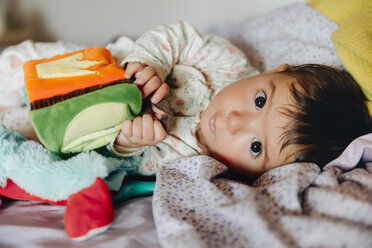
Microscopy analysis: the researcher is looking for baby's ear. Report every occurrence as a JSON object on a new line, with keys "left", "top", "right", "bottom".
{"left": 264, "top": 64, "right": 289, "bottom": 74}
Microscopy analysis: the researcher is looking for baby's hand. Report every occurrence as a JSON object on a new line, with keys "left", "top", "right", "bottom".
{"left": 115, "top": 113, "right": 167, "bottom": 148}
{"left": 125, "top": 62, "right": 170, "bottom": 104}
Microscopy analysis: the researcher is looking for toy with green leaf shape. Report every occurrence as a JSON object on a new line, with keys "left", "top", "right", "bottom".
{"left": 0, "top": 47, "right": 159, "bottom": 241}
{"left": 23, "top": 47, "right": 143, "bottom": 154}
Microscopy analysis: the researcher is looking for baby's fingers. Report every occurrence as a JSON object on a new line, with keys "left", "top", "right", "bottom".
{"left": 142, "top": 114, "right": 154, "bottom": 143}
{"left": 134, "top": 66, "right": 156, "bottom": 87}
{"left": 115, "top": 119, "right": 137, "bottom": 148}
{"left": 152, "top": 105, "right": 166, "bottom": 119}
{"left": 151, "top": 83, "right": 170, "bottom": 104}
{"left": 124, "top": 62, "right": 144, "bottom": 79}
{"left": 121, "top": 119, "right": 133, "bottom": 138}
{"left": 132, "top": 116, "right": 143, "bottom": 141}
{"left": 142, "top": 76, "right": 162, "bottom": 99}
{"left": 153, "top": 119, "right": 167, "bottom": 143}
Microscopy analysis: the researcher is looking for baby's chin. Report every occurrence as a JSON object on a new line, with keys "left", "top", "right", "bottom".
{"left": 195, "top": 127, "right": 208, "bottom": 148}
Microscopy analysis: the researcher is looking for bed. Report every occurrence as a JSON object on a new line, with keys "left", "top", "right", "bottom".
{"left": 1, "top": 2, "right": 372, "bottom": 248}
{"left": 0, "top": 197, "right": 160, "bottom": 248}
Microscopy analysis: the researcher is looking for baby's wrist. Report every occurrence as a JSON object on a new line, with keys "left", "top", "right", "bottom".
{"left": 109, "top": 141, "right": 146, "bottom": 157}
{"left": 114, "top": 137, "right": 144, "bottom": 149}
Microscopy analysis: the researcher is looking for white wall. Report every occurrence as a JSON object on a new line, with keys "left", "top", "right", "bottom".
{"left": 14, "top": 0, "right": 303, "bottom": 46}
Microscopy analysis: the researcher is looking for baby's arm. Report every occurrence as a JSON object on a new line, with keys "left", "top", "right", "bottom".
{"left": 121, "top": 21, "right": 206, "bottom": 83}
{"left": 123, "top": 21, "right": 256, "bottom": 95}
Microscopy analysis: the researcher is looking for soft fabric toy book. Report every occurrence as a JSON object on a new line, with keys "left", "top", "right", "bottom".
{"left": 0, "top": 47, "right": 156, "bottom": 241}
{"left": 23, "top": 47, "right": 142, "bottom": 153}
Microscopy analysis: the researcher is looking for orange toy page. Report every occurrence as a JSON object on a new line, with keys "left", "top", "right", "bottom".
{"left": 23, "top": 47, "right": 126, "bottom": 103}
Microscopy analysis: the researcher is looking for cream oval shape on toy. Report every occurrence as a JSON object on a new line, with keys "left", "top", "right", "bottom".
{"left": 62, "top": 102, "right": 131, "bottom": 153}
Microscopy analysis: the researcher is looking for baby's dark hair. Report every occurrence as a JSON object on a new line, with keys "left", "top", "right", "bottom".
{"left": 280, "top": 64, "right": 372, "bottom": 169}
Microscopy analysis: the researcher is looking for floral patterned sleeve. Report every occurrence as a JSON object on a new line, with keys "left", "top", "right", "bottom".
{"left": 122, "top": 21, "right": 257, "bottom": 93}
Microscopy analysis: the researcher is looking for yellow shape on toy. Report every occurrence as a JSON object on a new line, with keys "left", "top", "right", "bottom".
{"left": 36, "top": 52, "right": 103, "bottom": 79}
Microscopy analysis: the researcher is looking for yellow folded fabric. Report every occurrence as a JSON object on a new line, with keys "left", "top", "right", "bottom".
{"left": 331, "top": 9, "right": 372, "bottom": 115}
{"left": 307, "top": 0, "right": 372, "bottom": 115}
{"left": 307, "top": 0, "right": 371, "bottom": 24}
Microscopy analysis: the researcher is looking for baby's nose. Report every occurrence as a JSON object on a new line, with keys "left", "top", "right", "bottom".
{"left": 227, "top": 110, "right": 256, "bottom": 135}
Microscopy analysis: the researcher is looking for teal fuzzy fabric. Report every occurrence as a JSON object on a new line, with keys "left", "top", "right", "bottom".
{"left": 0, "top": 126, "right": 140, "bottom": 201}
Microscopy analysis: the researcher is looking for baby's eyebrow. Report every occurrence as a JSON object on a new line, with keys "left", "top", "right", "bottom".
{"left": 263, "top": 80, "right": 276, "bottom": 171}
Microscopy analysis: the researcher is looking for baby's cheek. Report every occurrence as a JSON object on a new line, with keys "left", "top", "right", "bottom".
{"left": 210, "top": 151, "right": 231, "bottom": 166}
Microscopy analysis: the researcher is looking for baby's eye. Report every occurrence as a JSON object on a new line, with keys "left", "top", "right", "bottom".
{"left": 250, "top": 138, "right": 262, "bottom": 158}
{"left": 255, "top": 90, "right": 266, "bottom": 110}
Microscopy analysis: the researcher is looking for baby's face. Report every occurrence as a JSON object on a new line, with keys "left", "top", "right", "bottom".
{"left": 196, "top": 69, "right": 300, "bottom": 176}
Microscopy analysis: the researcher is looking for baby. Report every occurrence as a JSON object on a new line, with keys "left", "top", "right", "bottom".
{"left": 1, "top": 21, "right": 371, "bottom": 177}
{"left": 108, "top": 21, "right": 372, "bottom": 177}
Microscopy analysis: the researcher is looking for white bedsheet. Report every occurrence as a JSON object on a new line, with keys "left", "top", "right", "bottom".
{"left": 212, "top": 3, "right": 342, "bottom": 72}
{"left": 0, "top": 197, "right": 160, "bottom": 248}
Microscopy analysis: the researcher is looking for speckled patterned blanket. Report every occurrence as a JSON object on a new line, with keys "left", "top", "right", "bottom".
{"left": 152, "top": 134, "right": 372, "bottom": 248}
